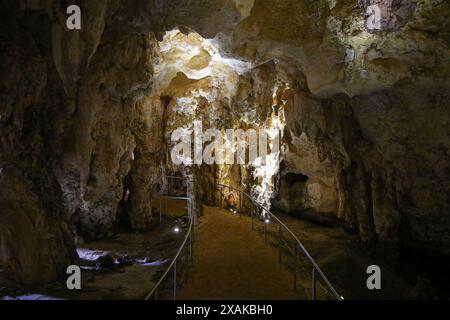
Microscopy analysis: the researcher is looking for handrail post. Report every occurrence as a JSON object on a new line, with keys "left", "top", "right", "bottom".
{"left": 311, "top": 268, "right": 316, "bottom": 300}
{"left": 173, "top": 261, "right": 177, "bottom": 300}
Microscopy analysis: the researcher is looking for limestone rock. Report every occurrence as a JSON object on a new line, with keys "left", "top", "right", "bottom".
{"left": 1, "top": 0, "right": 450, "bottom": 286}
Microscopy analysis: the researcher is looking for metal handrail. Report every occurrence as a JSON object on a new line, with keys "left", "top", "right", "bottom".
{"left": 215, "top": 183, "right": 343, "bottom": 300}
{"left": 145, "top": 177, "right": 194, "bottom": 300}
{"left": 145, "top": 175, "right": 342, "bottom": 300}
{"left": 160, "top": 175, "right": 188, "bottom": 196}
{"left": 145, "top": 195, "right": 193, "bottom": 300}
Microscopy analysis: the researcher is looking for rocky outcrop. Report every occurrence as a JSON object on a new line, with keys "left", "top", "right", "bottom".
{"left": 128, "top": 96, "right": 165, "bottom": 231}
{"left": 283, "top": 75, "right": 450, "bottom": 256}
{"left": 0, "top": 1, "right": 77, "bottom": 285}
{"left": 0, "top": 0, "right": 159, "bottom": 284}
{"left": 56, "top": 32, "right": 157, "bottom": 239}
{"left": 274, "top": 132, "right": 339, "bottom": 225}
{"left": 228, "top": 0, "right": 450, "bottom": 257}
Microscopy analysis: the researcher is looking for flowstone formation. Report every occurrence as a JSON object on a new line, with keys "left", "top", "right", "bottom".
{"left": 1, "top": 0, "right": 449, "bottom": 287}
{"left": 150, "top": 30, "right": 286, "bottom": 210}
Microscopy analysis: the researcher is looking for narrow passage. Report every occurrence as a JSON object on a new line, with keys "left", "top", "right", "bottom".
{"left": 178, "top": 206, "right": 306, "bottom": 300}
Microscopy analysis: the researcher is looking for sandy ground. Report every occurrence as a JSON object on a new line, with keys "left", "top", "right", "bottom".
{"left": 177, "top": 206, "right": 307, "bottom": 300}
{"left": 177, "top": 203, "right": 413, "bottom": 300}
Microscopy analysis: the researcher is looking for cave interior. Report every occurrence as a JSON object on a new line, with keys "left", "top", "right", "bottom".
{"left": 0, "top": 0, "right": 449, "bottom": 300}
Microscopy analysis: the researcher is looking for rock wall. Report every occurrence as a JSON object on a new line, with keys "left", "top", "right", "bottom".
{"left": 283, "top": 73, "right": 450, "bottom": 256}
{"left": 0, "top": 1, "right": 78, "bottom": 285}
{"left": 1, "top": 0, "right": 449, "bottom": 285}
{"left": 227, "top": 0, "right": 450, "bottom": 257}
{"left": 274, "top": 132, "right": 339, "bottom": 225}
{"left": 0, "top": 0, "right": 160, "bottom": 284}
{"left": 56, "top": 31, "right": 157, "bottom": 239}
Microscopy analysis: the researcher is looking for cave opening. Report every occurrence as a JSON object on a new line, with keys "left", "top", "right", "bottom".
{"left": 116, "top": 172, "right": 132, "bottom": 231}
{"left": 285, "top": 172, "right": 309, "bottom": 185}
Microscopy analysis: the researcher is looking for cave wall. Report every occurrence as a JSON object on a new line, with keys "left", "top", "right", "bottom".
{"left": 229, "top": 0, "right": 450, "bottom": 257}
{"left": 1, "top": 0, "right": 449, "bottom": 285}
{"left": 0, "top": 0, "right": 160, "bottom": 284}
{"left": 283, "top": 73, "right": 450, "bottom": 256}
{"left": 0, "top": 1, "right": 78, "bottom": 285}
{"left": 56, "top": 31, "right": 157, "bottom": 239}
{"left": 274, "top": 132, "right": 339, "bottom": 224}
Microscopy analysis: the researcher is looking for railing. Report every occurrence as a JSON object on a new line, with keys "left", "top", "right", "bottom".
{"left": 160, "top": 175, "right": 189, "bottom": 197}
{"left": 157, "top": 175, "right": 191, "bottom": 225}
{"left": 145, "top": 176, "right": 194, "bottom": 300}
{"left": 145, "top": 175, "right": 342, "bottom": 300}
{"left": 215, "top": 183, "right": 343, "bottom": 300}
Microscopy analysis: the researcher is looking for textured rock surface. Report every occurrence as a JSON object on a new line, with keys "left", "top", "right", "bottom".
{"left": 56, "top": 32, "right": 157, "bottom": 239}
{"left": 274, "top": 132, "right": 339, "bottom": 224}
{"left": 0, "top": 0, "right": 159, "bottom": 283}
{"left": 0, "top": 1, "right": 77, "bottom": 285}
{"left": 1, "top": 0, "right": 449, "bottom": 286}
{"left": 358, "top": 0, "right": 417, "bottom": 32}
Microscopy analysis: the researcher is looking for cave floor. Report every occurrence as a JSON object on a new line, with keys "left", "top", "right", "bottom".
{"left": 0, "top": 200, "right": 414, "bottom": 300}
{"left": 0, "top": 218, "right": 184, "bottom": 300}
{"left": 176, "top": 204, "right": 413, "bottom": 300}
{"left": 177, "top": 205, "right": 308, "bottom": 300}
{"left": 273, "top": 212, "right": 414, "bottom": 299}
